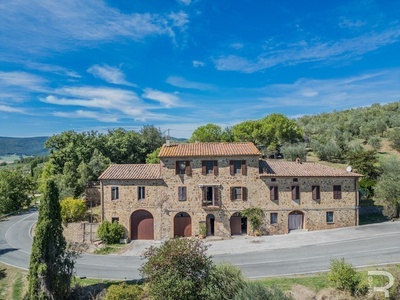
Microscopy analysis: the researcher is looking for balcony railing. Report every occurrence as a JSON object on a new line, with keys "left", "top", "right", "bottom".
{"left": 201, "top": 199, "right": 220, "bottom": 209}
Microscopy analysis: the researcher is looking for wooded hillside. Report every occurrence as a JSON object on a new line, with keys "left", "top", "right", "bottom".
{"left": 0, "top": 136, "right": 49, "bottom": 156}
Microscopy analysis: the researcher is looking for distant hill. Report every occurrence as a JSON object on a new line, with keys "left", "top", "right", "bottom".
{"left": 170, "top": 136, "right": 188, "bottom": 143}
{"left": 0, "top": 136, "right": 49, "bottom": 156}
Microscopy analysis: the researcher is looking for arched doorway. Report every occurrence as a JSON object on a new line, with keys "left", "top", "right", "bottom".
{"left": 174, "top": 212, "right": 192, "bottom": 237}
{"left": 206, "top": 214, "right": 215, "bottom": 236}
{"left": 130, "top": 210, "right": 154, "bottom": 240}
{"left": 230, "top": 212, "right": 247, "bottom": 235}
{"left": 288, "top": 211, "right": 304, "bottom": 231}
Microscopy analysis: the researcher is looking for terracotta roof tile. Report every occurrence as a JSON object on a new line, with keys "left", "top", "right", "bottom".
{"left": 259, "top": 160, "right": 363, "bottom": 177}
{"left": 98, "top": 164, "right": 161, "bottom": 180}
{"left": 159, "top": 142, "right": 261, "bottom": 157}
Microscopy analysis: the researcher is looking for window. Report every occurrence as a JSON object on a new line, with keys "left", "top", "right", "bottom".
{"left": 202, "top": 160, "right": 218, "bottom": 175}
{"left": 270, "top": 186, "right": 278, "bottom": 201}
{"left": 111, "top": 187, "right": 119, "bottom": 200}
{"left": 312, "top": 185, "right": 320, "bottom": 200}
{"left": 178, "top": 186, "right": 187, "bottom": 201}
{"left": 326, "top": 211, "right": 334, "bottom": 223}
{"left": 138, "top": 186, "right": 145, "bottom": 200}
{"left": 291, "top": 186, "right": 300, "bottom": 200}
{"left": 270, "top": 213, "right": 278, "bottom": 224}
{"left": 176, "top": 160, "right": 191, "bottom": 175}
{"left": 271, "top": 178, "right": 276, "bottom": 182}
{"left": 231, "top": 187, "right": 248, "bottom": 201}
{"left": 230, "top": 160, "right": 247, "bottom": 175}
{"left": 202, "top": 186, "right": 219, "bottom": 206}
{"left": 111, "top": 217, "right": 119, "bottom": 223}
{"left": 293, "top": 178, "right": 298, "bottom": 182}
{"left": 333, "top": 185, "right": 342, "bottom": 199}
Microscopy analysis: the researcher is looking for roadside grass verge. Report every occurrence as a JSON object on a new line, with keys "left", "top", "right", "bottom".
{"left": 93, "top": 243, "right": 126, "bottom": 255}
{"left": 0, "top": 263, "right": 28, "bottom": 300}
{"left": 256, "top": 272, "right": 332, "bottom": 291}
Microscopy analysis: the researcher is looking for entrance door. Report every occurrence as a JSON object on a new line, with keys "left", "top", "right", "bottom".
{"left": 230, "top": 212, "right": 247, "bottom": 235}
{"left": 174, "top": 212, "right": 192, "bottom": 237}
{"left": 206, "top": 214, "right": 215, "bottom": 236}
{"left": 288, "top": 211, "right": 304, "bottom": 231}
{"left": 131, "top": 210, "right": 154, "bottom": 240}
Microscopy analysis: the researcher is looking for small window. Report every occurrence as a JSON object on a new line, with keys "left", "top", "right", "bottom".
{"left": 138, "top": 186, "right": 145, "bottom": 200}
{"left": 326, "top": 211, "right": 334, "bottom": 223}
{"left": 202, "top": 160, "right": 218, "bottom": 175}
{"left": 111, "top": 217, "right": 119, "bottom": 224}
{"left": 230, "top": 160, "right": 247, "bottom": 175}
{"left": 270, "top": 213, "right": 278, "bottom": 224}
{"left": 178, "top": 186, "right": 187, "bottom": 201}
{"left": 111, "top": 187, "right": 119, "bottom": 200}
{"left": 291, "top": 186, "right": 300, "bottom": 200}
{"left": 231, "top": 187, "right": 248, "bottom": 201}
{"left": 271, "top": 178, "right": 276, "bottom": 182}
{"left": 270, "top": 186, "right": 278, "bottom": 201}
{"left": 333, "top": 185, "right": 342, "bottom": 199}
{"left": 293, "top": 178, "right": 298, "bottom": 182}
{"left": 176, "top": 161, "right": 191, "bottom": 175}
{"left": 312, "top": 185, "right": 320, "bottom": 200}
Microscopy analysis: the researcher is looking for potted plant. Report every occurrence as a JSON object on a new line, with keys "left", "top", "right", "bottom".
{"left": 199, "top": 223, "right": 206, "bottom": 239}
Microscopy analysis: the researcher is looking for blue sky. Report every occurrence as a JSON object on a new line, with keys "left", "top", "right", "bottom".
{"left": 0, "top": 0, "right": 399, "bottom": 138}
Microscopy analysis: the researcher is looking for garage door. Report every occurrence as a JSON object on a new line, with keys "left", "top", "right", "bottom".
{"left": 131, "top": 210, "right": 154, "bottom": 240}
{"left": 174, "top": 212, "right": 192, "bottom": 237}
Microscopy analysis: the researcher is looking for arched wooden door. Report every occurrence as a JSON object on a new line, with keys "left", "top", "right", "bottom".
{"left": 131, "top": 210, "right": 154, "bottom": 240}
{"left": 288, "top": 211, "right": 304, "bottom": 231}
{"left": 174, "top": 212, "right": 192, "bottom": 237}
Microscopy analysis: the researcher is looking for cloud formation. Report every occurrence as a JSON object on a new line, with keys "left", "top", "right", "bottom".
{"left": 87, "top": 64, "right": 136, "bottom": 87}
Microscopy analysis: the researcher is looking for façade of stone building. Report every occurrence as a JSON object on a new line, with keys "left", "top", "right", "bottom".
{"left": 99, "top": 142, "right": 362, "bottom": 240}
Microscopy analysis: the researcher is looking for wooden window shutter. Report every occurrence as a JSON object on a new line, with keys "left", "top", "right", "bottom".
{"left": 213, "top": 160, "right": 218, "bottom": 176}
{"left": 230, "top": 187, "right": 234, "bottom": 200}
{"left": 292, "top": 186, "right": 299, "bottom": 200}
{"left": 312, "top": 186, "right": 317, "bottom": 200}
{"left": 270, "top": 186, "right": 275, "bottom": 200}
{"left": 202, "top": 187, "right": 206, "bottom": 202}
{"left": 185, "top": 161, "right": 191, "bottom": 175}
{"left": 202, "top": 161, "right": 206, "bottom": 175}
{"left": 242, "top": 160, "right": 247, "bottom": 175}
{"left": 230, "top": 161, "right": 234, "bottom": 175}
{"left": 242, "top": 187, "right": 248, "bottom": 201}
{"left": 175, "top": 162, "right": 179, "bottom": 175}
{"left": 214, "top": 187, "right": 219, "bottom": 205}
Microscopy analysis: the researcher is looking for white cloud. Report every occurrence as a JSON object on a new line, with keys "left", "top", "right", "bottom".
{"left": 0, "top": 104, "right": 26, "bottom": 114}
{"left": 177, "top": 0, "right": 192, "bottom": 5}
{"left": 339, "top": 18, "right": 367, "bottom": 29}
{"left": 230, "top": 43, "right": 244, "bottom": 50}
{"left": 166, "top": 76, "right": 215, "bottom": 90}
{"left": 192, "top": 60, "right": 205, "bottom": 67}
{"left": 87, "top": 64, "right": 136, "bottom": 87}
{"left": 214, "top": 26, "right": 400, "bottom": 73}
{"left": 0, "top": 71, "right": 46, "bottom": 91}
{"left": 24, "top": 62, "right": 80, "bottom": 78}
{"left": 0, "top": 0, "right": 190, "bottom": 54}
{"left": 54, "top": 110, "right": 119, "bottom": 122}
{"left": 142, "top": 88, "right": 180, "bottom": 107}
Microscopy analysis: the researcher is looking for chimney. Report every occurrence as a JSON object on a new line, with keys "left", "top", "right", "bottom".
{"left": 166, "top": 135, "right": 171, "bottom": 147}
{"left": 295, "top": 157, "right": 302, "bottom": 164}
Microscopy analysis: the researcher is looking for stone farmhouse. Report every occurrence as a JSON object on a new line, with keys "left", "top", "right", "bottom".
{"left": 98, "top": 142, "right": 362, "bottom": 240}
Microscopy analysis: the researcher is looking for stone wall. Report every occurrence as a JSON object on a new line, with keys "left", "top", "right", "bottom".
{"left": 101, "top": 157, "right": 358, "bottom": 240}
{"left": 63, "top": 222, "right": 99, "bottom": 243}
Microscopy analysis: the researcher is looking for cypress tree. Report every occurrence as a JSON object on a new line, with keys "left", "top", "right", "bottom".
{"left": 28, "top": 179, "right": 75, "bottom": 300}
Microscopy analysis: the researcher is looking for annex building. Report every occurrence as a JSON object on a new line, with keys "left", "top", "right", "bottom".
{"left": 99, "top": 142, "right": 362, "bottom": 240}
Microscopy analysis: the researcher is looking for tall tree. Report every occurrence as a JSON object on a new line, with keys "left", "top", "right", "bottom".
{"left": 28, "top": 179, "right": 74, "bottom": 300}
{"left": 0, "top": 169, "right": 32, "bottom": 214}
{"left": 189, "top": 124, "right": 223, "bottom": 142}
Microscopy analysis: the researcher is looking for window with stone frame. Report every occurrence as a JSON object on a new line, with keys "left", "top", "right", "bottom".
{"left": 178, "top": 186, "right": 187, "bottom": 201}
{"left": 175, "top": 160, "right": 191, "bottom": 175}
{"left": 333, "top": 185, "right": 342, "bottom": 199}
{"left": 202, "top": 160, "right": 218, "bottom": 175}
{"left": 111, "top": 217, "right": 119, "bottom": 223}
{"left": 270, "top": 212, "right": 278, "bottom": 224}
{"left": 270, "top": 186, "right": 278, "bottom": 201}
{"left": 326, "top": 211, "right": 334, "bottom": 223}
{"left": 202, "top": 186, "right": 219, "bottom": 206}
{"left": 111, "top": 187, "right": 119, "bottom": 200}
{"left": 230, "top": 160, "right": 247, "bottom": 175}
{"left": 291, "top": 186, "right": 300, "bottom": 200}
{"left": 231, "top": 187, "right": 248, "bottom": 201}
{"left": 138, "top": 186, "right": 145, "bottom": 200}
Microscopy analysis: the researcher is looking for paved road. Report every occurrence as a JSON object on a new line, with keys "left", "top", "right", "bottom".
{"left": 1, "top": 211, "right": 400, "bottom": 280}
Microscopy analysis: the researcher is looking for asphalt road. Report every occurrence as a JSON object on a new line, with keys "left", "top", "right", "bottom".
{"left": 1, "top": 211, "right": 400, "bottom": 280}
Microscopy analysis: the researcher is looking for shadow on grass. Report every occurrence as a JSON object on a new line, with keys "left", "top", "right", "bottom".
{"left": 359, "top": 212, "right": 389, "bottom": 225}
{"left": 0, "top": 268, "right": 6, "bottom": 280}
{"left": 70, "top": 279, "right": 143, "bottom": 300}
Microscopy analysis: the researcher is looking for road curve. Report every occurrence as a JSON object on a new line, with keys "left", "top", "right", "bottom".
{"left": 1, "top": 211, "right": 400, "bottom": 280}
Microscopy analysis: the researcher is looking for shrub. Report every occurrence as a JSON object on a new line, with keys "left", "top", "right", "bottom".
{"left": 241, "top": 208, "right": 263, "bottom": 235}
{"left": 234, "top": 282, "right": 293, "bottom": 300}
{"left": 328, "top": 258, "right": 361, "bottom": 295}
{"left": 206, "top": 263, "right": 246, "bottom": 300}
{"left": 97, "top": 221, "right": 125, "bottom": 244}
{"left": 280, "top": 143, "right": 307, "bottom": 161}
{"left": 60, "top": 197, "right": 87, "bottom": 223}
{"left": 140, "top": 238, "right": 214, "bottom": 300}
{"left": 105, "top": 283, "right": 143, "bottom": 300}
